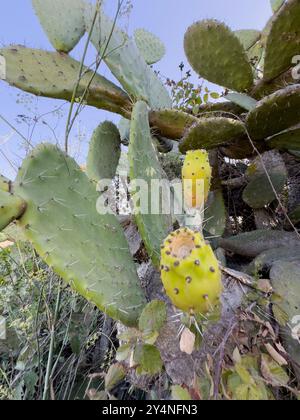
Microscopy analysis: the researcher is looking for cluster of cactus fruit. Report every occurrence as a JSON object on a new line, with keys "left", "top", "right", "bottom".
{"left": 1, "top": 0, "right": 300, "bottom": 393}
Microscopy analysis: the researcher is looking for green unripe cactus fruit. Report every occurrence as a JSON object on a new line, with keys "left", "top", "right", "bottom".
{"left": 32, "top": 0, "right": 85, "bottom": 53}
{"left": 134, "top": 29, "right": 166, "bottom": 65}
{"left": 182, "top": 150, "right": 212, "bottom": 209}
{"left": 0, "top": 190, "right": 26, "bottom": 231}
{"left": 184, "top": 20, "right": 253, "bottom": 92}
{"left": 87, "top": 121, "right": 121, "bottom": 184}
{"left": 14, "top": 144, "right": 146, "bottom": 326}
{"left": 160, "top": 228, "right": 222, "bottom": 315}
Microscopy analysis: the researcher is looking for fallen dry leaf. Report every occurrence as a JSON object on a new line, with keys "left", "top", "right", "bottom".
{"left": 265, "top": 343, "right": 288, "bottom": 366}
{"left": 180, "top": 327, "right": 196, "bottom": 355}
{"left": 0, "top": 241, "right": 14, "bottom": 249}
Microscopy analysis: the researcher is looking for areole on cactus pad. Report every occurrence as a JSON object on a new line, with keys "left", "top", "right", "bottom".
{"left": 160, "top": 228, "right": 222, "bottom": 315}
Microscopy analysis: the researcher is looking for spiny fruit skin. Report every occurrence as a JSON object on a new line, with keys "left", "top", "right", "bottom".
{"left": 160, "top": 228, "right": 222, "bottom": 315}
{"left": 182, "top": 150, "right": 212, "bottom": 209}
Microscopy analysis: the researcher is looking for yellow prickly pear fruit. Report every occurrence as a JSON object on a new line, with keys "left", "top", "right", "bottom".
{"left": 182, "top": 150, "right": 212, "bottom": 209}
{"left": 160, "top": 228, "right": 222, "bottom": 315}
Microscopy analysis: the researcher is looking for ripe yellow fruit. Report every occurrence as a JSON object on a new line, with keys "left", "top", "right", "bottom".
{"left": 182, "top": 150, "right": 212, "bottom": 209}
{"left": 160, "top": 228, "right": 222, "bottom": 315}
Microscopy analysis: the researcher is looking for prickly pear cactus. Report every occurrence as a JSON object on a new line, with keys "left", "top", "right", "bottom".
{"left": 246, "top": 85, "right": 300, "bottom": 140}
{"left": 234, "top": 30, "right": 261, "bottom": 51}
{"left": 85, "top": 3, "right": 171, "bottom": 109}
{"left": 0, "top": 174, "right": 10, "bottom": 192}
{"left": 0, "top": 190, "right": 26, "bottom": 231}
{"left": 184, "top": 20, "right": 254, "bottom": 91}
{"left": 242, "top": 151, "right": 288, "bottom": 209}
{"left": 267, "top": 124, "right": 300, "bottom": 151}
{"left": 134, "top": 29, "right": 166, "bottom": 65}
{"left": 149, "top": 109, "right": 198, "bottom": 140}
{"left": 160, "top": 228, "right": 222, "bottom": 315}
{"left": 264, "top": 0, "right": 300, "bottom": 81}
{"left": 32, "top": 0, "right": 85, "bottom": 53}
{"left": 0, "top": 46, "right": 131, "bottom": 117}
{"left": 129, "top": 101, "right": 172, "bottom": 267}
{"left": 270, "top": 261, "right": 300, "bottom": 382}
{"left": 179, "top": 117, "right": 246, "bottom": 154}
{"left": 13, "top": 144, "right": 146, "bottom": 326}
{"left": 87, "top": 121, "right": 121, "bottom": 184}
{"left": 182, "top": 150, "right": 212, "bottom": 209}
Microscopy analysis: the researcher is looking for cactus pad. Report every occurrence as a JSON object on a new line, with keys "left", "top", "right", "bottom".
{"left": 243, "top": 151, "right": 287, "bottom": 209}
{"left": 246, "top": 85, "right": 300, "bottom": 140}
{"left": 270, "top": 261, "right": 300, "bottom": 382}
{"left": 160, "top": 228, "right": 222, "bottom": 315}
{"left": 270, "top": 0, "right": 286, "bottom": 13}
{"left": 267, "top": 124, "right": 300, "bottom": 151}
{"left": 14, "top": 144, "right": 146, "bottom": 326}
{"left": 85, "top": 4, "right": 171, "bottom": 109}
{"left": 218, "top": 229, "right": 300, "bottom": 258}
{"left": 179, "top": 117, "right": 246, "bottom": 154}
{"left": 118, "top": 118, "right": 131, "bottom": 146}
{"left": 182, "top": 150, "right": 212, "bottom": 209}
{"left": 234, "top": 30, "right": 261, "bottom": 51}
{"left": 87, "top": 122, "right": 121, "bottom": 184}
{"left": 149, "top": 109, "right": 198, "bottom": 140}
{"left": 0, "top": 46, "right": 131, "bottom": 117}
{"left": 134, "top": 29, "right": 166, "bottom": 65}
{"left": 129, "top": 101, "right": 172, "bottom": 267}
{"left": 184, "top": 20, "right": 254, "bottom": 92}
{"left": 32, "top": 0, "right": 85, "bottom": 53}
{"left": 204, "top": 190, "right": 227, "bottom": 237}
{"left": 264, "top": 0, "right": 300, "bottom": 81}
{"left": 0, "top": 174, "right": 10, "bottom": 192}
{"left": 0, "top": 190, "right": 26, "bottom": 231}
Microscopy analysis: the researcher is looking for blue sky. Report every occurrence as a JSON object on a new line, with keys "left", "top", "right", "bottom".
{"left": 0, "top": 0, "right": 272, "bottom": 179}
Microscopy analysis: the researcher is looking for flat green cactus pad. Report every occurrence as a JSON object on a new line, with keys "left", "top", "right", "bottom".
{"left": 149, "top": 109, "right": 198, "bottom": 140}
{"left": 247, "top": 85, "right": 300, "bottom": 140}
{"left": 118, "top": 118, "right": 131, "bottom": 146}
{"left": 0, "top": 174, "right": 10, "bottom": 192}
{"left": 0, "top": 190, "right": 26, "bottom": 231}
{"left": 264, "top": 0, "right": 300, "bottom": 81}
{"left": 204, "top": 190, "right": 227, "bottom": 237}
{"left": 243, "top": 151, "right": 287, "bottom": 209}
{"left": 179, "top": 117, "right": 246, "bottom": 154}
{"left": 267, "top": 124, "right": 300, "bottom": 151}
{"left": 184, "top": 20, "right": 254, "bottom": 92}
{"left": 289, "top": 205, "right": 300, "bottom": 224}
{"left": 32, "top": 0, "right": 85, "bottom": 53}
{"left": 270, "top": 261, "right": 300, "bottom": 382}
{"left": 129, "top": 101, "right": 172, "bottom": 267}
{"left": 85, "top": 4, "right": 171, "bottom": 109}
{"left": 234, "top": 30, "right": 261, "bottom": 51}
{"left": 14, "top": 144, "right": 146, "bottom": 326}
{"left": 248, "top": 246, "right": 300, "bottom": 275}
{"left": 87, "top": 122, "right": 121, "bottom": 184}
{"left": 218, "top": 229, "right": 300, "bottom": 258}
{"left": 270, "top": 0, "right": 286, "bottom": 13}
{"left": 134, "top": 29, "right": 166, "bottom": 65}
{"left": 0, "top": 46, "right": 131, "bottom": 117}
